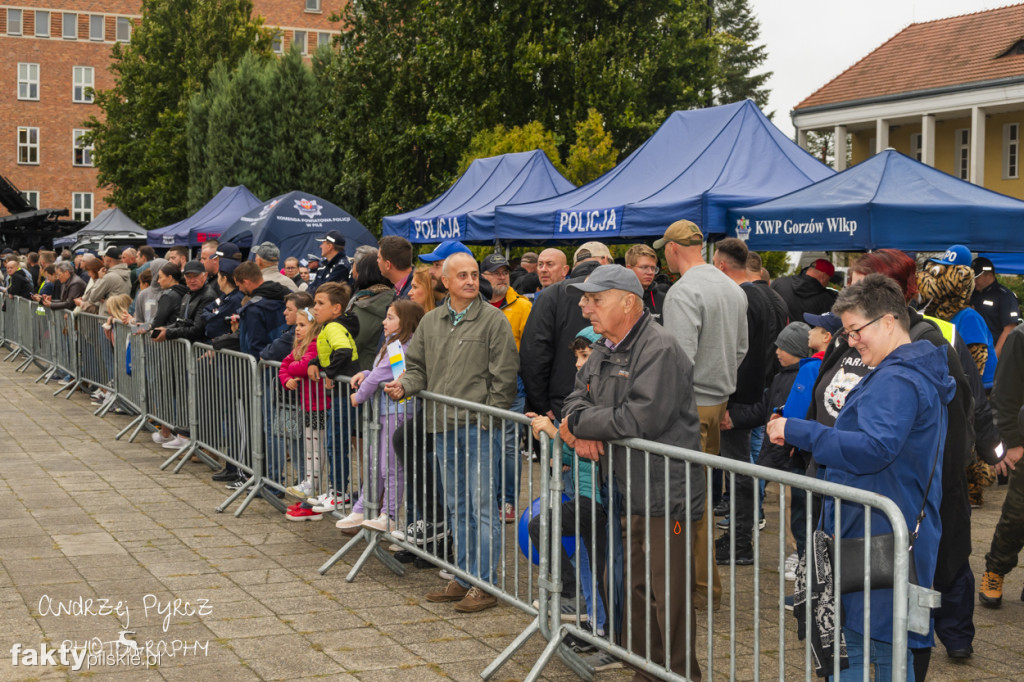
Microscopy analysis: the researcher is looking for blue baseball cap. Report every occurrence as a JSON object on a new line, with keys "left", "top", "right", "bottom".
{"left": 418, "top": 240, "right": 473, "bottom": 263}
{"left": 575, "top": 326, "right": 602, "bottom": 344}
{"left": 803, "top": 311, "right": 843, "bottom": 335}
{"left": 929, "top": 244, "right": 972, "bottom": 267}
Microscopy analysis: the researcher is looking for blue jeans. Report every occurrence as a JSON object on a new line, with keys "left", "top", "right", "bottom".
{"left": 836, "top": 628, "right": 915, "bottom": 682}
{"left": 437, "top": 424, "right": 501, "bottom": 587}
{"left": 499, "top": 381, "right": 526, "bottom": 508}
{"left": 749, "top": 425, "right": 767, "bottom": 504}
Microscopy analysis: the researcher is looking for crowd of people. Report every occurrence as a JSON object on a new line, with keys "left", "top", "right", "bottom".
{"left": 5, "top": 222, "right": 1024, "bottom": 682}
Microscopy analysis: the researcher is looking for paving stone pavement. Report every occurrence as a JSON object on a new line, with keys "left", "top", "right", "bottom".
{"left": 0, "top": 356, "right": 1022, "bottom": 681}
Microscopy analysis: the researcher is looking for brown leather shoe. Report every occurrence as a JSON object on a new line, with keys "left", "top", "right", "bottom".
{"left": 425, "top": 580, "right": 469, "bottom": 603}
{"left": 453, "top": 586, "right": 497, "bottom": 612}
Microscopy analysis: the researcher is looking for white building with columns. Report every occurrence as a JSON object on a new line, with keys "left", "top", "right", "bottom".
{"left": 792, "top": 3, "right": 1024, "bottom": 200}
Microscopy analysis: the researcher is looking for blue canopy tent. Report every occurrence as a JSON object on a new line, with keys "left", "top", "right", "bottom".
{"left": 146, "top": 186, "right": 262, "bottom": 248}
{"left": 382, "top": 150, "right": 575, "bottom": 243}
{"left": 727, "top": 149, "right": 1024, "bottom": 252}
{"left": 219, "top": 191, "right": 377, "bottom": 261}
{"left": 53, "top": 208, "right": 145, "bottom": 248}
{"left": 495, "top": 100, "right": 833, "bottom": 243}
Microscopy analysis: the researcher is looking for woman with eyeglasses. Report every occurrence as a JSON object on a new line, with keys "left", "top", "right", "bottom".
{"left": 767, "top": 274, "right": 956, "bottom": 681}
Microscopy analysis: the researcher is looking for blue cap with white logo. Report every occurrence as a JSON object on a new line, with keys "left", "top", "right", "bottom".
{"left": 418, "top": 240, "right": 473, "bottom": 263}
{"left": 930, "top": 244, "right": 972, "bottom": 267}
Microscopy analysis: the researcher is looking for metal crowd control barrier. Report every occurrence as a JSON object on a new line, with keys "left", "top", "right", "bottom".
{"left": 179, "top": 343, "right": 264, "bottom": 515}
{"left": 51, "top": 308, "right": 79, "bottom": 398}
{"left": 258, "top": 360, "right": 365, "bottom": 519}
{"left": 72, "top": 311, "right": 114, "bottom": 413}
{"left": 128, "top": 335, "right": 192, "bottom": 453}
{"left": 1, "top": 293, "right": 24, "bottom": 361}
{"left": 310, "top": 386, "right": 564, "bottom": 680}
{"left": 517, "top": 434, "right": 934, "bottom": 682}
{"left": 29, "top": 300, "right": 56, "bottom": 382}
{"left": 108, "top": 322, "right": 147, "bottom": 438}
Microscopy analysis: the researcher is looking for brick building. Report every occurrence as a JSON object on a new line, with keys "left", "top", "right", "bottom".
{"left": 0, "top": 0, "right": 341, "bottom": 225}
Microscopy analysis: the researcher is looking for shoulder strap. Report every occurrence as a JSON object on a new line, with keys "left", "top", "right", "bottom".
{"left": 910, "top": 439, "right": 942, "bottom": 547}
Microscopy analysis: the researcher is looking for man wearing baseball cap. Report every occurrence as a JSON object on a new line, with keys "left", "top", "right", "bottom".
{"left": 480, "top": 252, "right": 533, "bottom": 522}
{"left": 561, "top": 264, "right": 703, "bottom": 681}
{"left": 971, "top": 256, "right": 1020, "bottom": 358}
{"left": 309, "top": 230, "right": 350, "bottom": 295}
{"left": 770, "top": 256, "right": 837, "bottom": 323}
{"left": 658, "top": 219, "right": 748, "bottom": 608}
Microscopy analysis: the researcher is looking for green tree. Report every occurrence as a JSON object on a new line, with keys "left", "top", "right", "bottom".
{"left": 564, "top": 109, "right": 618, "bottom": 185}
{"left": 712, "top": 0, "right": 771, "bottom": 110}
{"left": 323, "top": 0, "right": 719, "bottom": 232}
{"left": 760, "top": 251, "right": 791, "bottom": 279}
{"left": 83, "top": 0, "right": 271, "bottom": 228}
{"left": 458, "top": 122, "right": 565, "bottom": 176}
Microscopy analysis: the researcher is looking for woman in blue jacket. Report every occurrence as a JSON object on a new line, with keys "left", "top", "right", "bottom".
{"left": 768, "top": 274, "right": 956, "bottom": 681}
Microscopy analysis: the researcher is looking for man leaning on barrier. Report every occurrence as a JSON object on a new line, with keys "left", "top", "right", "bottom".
{"left": 385, "top": 251, "right": 519, "bottom": 613}
{"left": 561, "top": 264, "right": 704, "bottom": 682}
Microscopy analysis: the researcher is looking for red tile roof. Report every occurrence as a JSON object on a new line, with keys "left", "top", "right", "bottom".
{"left": 796, "top": 3, "right": 1024, "bottom": 111}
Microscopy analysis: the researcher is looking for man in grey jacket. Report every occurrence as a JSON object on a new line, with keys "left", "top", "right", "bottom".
{"left": 658, "top": 219, "right": 747, "bottom": 610}
{"left": 90, "top": 247, "right": 132, "bottom": 315}
{"left": 386, "top": 251, "right": 519, "bottom": 613}
{"left": 561, "top": 264, "right": 703, "bottom": 682}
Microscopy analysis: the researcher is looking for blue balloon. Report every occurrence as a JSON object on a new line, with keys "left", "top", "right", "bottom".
{"left": 517, "top": 495, "right": 576, "bottom": 565}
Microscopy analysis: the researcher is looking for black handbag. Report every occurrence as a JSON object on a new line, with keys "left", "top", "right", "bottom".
{"left": 828, "top": 440, "right": 939, "bottom": 595}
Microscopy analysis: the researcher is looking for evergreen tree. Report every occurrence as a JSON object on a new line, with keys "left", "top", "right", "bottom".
{"left": 83, "top": 0, "right": 271, "bottom": 228}
{"left": 565, "top": 109, "right": 618, "bottom": 186}
{"left": 713, "top": 0, "right": 772, "bottom": 110}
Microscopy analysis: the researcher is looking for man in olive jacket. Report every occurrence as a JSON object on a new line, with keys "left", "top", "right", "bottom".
{"left": 386, "top": 252, "right": 518, "bottom": 613}
{"left": 561, "top": 264, "right": 703, "bottom": 682}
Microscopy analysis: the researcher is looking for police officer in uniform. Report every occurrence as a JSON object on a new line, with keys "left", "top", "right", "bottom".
{"left": 308, "top": 230, "right": 350, "bottom": 296}
{"left": 971, "top": 257, "right": 1020, "bottom": 358}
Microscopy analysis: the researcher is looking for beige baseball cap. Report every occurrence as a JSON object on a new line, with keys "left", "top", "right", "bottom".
{"left": 573, "top": 241, "right": 613, "bottom": 265}
{"left": 653, "top": 219, "right": 704, "bottom": 249}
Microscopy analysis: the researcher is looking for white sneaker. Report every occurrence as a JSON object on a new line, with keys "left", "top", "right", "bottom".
{"left": 784, "top": 553, "right": 799, "bottom": 582}
{"left": 312, "top": 492, "right": 350, "bottom": 513}
{"left": 361, "top": 513, "right": 393, "bottom": 533}
{"left": 439, "top": 568, "right": 455, "bottom": 581}
{"left": 286, "top": 479, "right": 314, "bottom": 499}
{"left": 335, "top": 512, "right": 364, "bottom": 530}
{"left": 151, "top": 431, "right": 174, "bottom": 445}
{"left": 161, "top": 436, "right": 189, "bottom": 450}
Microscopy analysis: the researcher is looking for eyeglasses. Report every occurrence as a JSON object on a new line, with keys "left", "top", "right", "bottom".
{"left": 839, "top": 315, "right": 885, "bottom": 341}
{"left": 632, "top": 266, "right": 659, "bottom": 273}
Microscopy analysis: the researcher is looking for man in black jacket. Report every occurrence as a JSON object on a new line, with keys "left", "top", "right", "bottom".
{"left": 4, "top": 257, "right": 34, "bottom": 299}
{"left": 771, "top": 259, "right": 837, "bottom": 322}
{"left": 519, "top": 242, "right": 610, "bottom": 420}
{"left": 43, "top": 262, "right": 86, "bottom": 310}
{"left": 308, "top": 230, "right": 350, "bottom": 296}
{"left": 711, "top": 239, "right": 778, "bottom": 565}
{"left": 157, "top": 261, "right": 218, "bottom": 343}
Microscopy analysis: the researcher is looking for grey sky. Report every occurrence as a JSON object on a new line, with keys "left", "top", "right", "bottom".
{"left": 750, "top": 1, "right": 1013, "bottom": 139}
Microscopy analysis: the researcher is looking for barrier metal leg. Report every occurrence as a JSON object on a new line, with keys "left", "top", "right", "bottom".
{"left": 34, "top": 365, "right": 55, "bottom": 384}
{"left": 127, "top": 418, "right": 148, "bottom": 443}
{"left": 481, "top": 618, "right": 542, "bottom": 680}
{"left": 60, "top": 379, "right": 83, "bottom": 400}
{"left": 316, "top": 528, "right": 405, "bottom": 579}
{"left": 3, "top": 345, "right": 20, "bottom": 362}
{"left": 115, "top": 414, "right": 146, "bottom": 441}
{"left": 160, "top": 442, "right": 196, "bottom": 471}
{"left": 52, "top": 380, "right": 74, "bottom": 398}
{"left": 16, "top": 353, "right": 33, "bottom": 372}
{"left": 233, "top": 478, "right": 264, "bottom": 517}
{"left": 215, "top": 476, "right": 254, "bottom": 513}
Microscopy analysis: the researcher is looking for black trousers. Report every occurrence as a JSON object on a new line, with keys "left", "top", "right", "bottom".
{"left": 719, "top": 427, "right": 754, "bottom": 545}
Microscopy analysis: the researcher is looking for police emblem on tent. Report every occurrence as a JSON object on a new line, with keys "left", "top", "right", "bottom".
{"left": 294, "top": 198, "right": 322, "bottom": 218}
{"left": 258, "top": 199, "right": 281, "bottom": 219}
{"left": 735, "top": 216, "right": 751, "bottom": 242}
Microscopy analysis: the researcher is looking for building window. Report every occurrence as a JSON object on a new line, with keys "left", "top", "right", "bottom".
{"left": 73, "top": 130, "right": 94, "bottom": 167}
{"left": 306, "top": 0, "right": 322, "bottom": 11}
{"left": 293, "top": 30, "right": 307, "bottom": 55}
{"left": 1004, "top": 123, "right": 1019, "bottom": 180}
{"left": 73, "top": 66, "right": 94, "bottom": 103}
{"left": 35, "top": 10, "right": 50, "bottom": 37}
{"left": 72, "top": 193, "right": 93, "bottom": 222}
{"left": 63, "top": 12, "right": 77, "bottom": 39}
{"left": 910, "top": 133, "right": 922, "bottom": 161}
{"left": 868, "top": 137, "right": 876, "bottom": 156}
{"left": 18, "top": 63, "right": 40, "bottom": 101}
{"left": 20, "top": 191, "right": 39, "bottom": 209}
{"left": 7, "top": 8, "right": 22, "bottom": 35}
{"left": 956, "top": 128, "right": 970, "bottom": 180}
{"left": 89, "top": 14, "right": 104, "bottom": 41}
{"left": 271, "top": 31, "right": 283, "bottom": 54}
{"left": 318, "top": 31, "right": 332, "bottom": 48}
{"left": 116, "top": 17, "right": 131, "bottom": 42}
{"left": 18, "top": 127, "right": 40, "bottom": 165}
